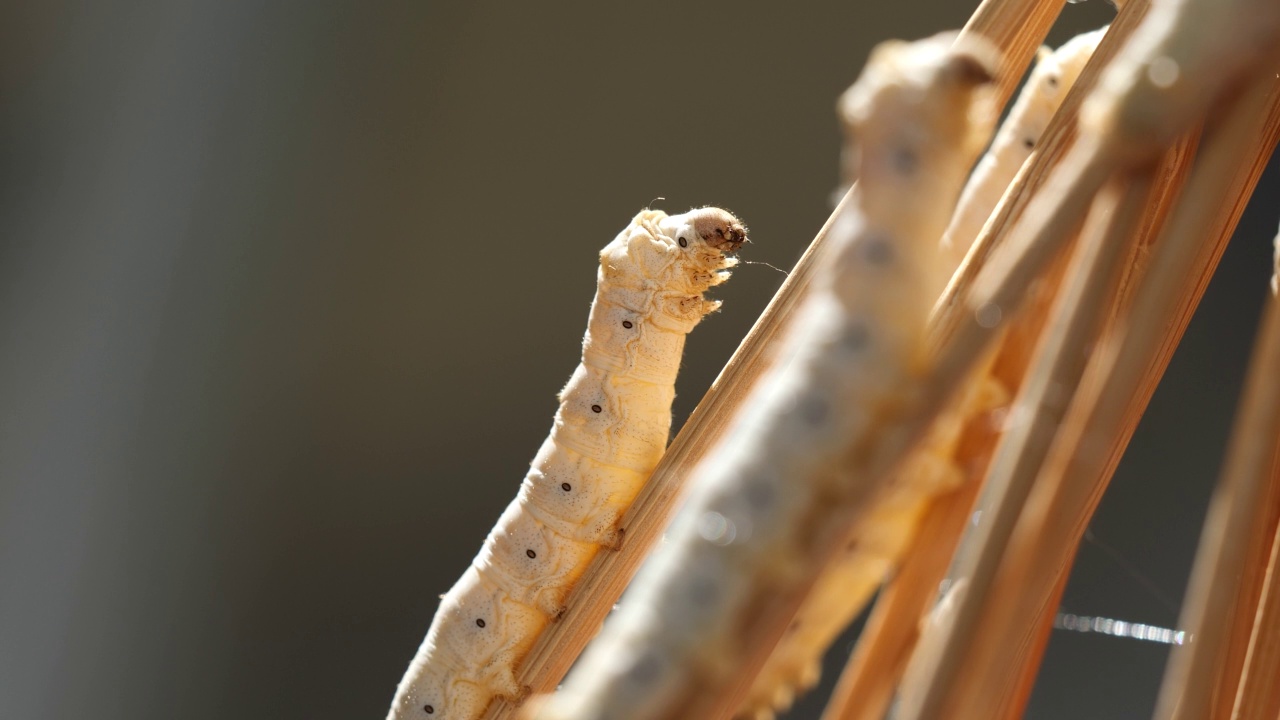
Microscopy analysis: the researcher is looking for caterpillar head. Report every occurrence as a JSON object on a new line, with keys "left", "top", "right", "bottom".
{"left": 1037, "top": 27, "right": 1104, "bottom": 107}
{"left": 654, "top": 206, "right": 747, "bottom": 298}
{"left": 1014, "top": 27, "right": 1105, "bottom": 151}
{"left": 597, "top": 207, "right": 747, "bottom": 330}
{"left": 607, "top": 205, "right": 746, "bottom": 288}
{"left": 663, "top": 206, "right": 749, "bottom": 254}
{"left": 837, "top": 32, "right": 999, "bottom": 189}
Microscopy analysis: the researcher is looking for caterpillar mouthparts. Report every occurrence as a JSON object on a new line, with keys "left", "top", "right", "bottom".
{"left": 684, "top": 207, "right": 749, "bottom": 253}
{"left": 709, "top": 223, "right": 748, "bottom": 252}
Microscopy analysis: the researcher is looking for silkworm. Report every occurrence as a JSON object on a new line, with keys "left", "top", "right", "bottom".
{"left": 737, "top": 27, "right": 1106, "bottom": 718}
{"left": 942, "top": 27, "right": 1105, "bottom": 265}
{"left": 538, "top": 33, "right": 996, "bottom": 720}
{"left": 386, "top": 206, "right": 747, "bottom": 720}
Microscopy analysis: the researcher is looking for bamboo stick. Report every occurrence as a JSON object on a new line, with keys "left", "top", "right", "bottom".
{"left": 485, "top": 3, "right": 1068, "bottom": 718}
{"left": 924, "top": 126, "right": 1198, "bottom": 720}
{"left": 827, "top": 4, "right": 1280, "bottom": 717}
{"left": 1154, "top": 110, "right": 1280, "bottom": 720}
{"left": 895, "top": 169, "right": 1155, "bottom": 720}
{"left": 868, "top": 1, "right": 1280, "bottom": 703}
{"left": 1216, "top": 354, "right": 1280, "bottom": 717}
{"left": 1231, "top": 448, "right": 1280, "bottom": 719}
{"left": 940, "top": 67, "right": 1280, "bottom": 720}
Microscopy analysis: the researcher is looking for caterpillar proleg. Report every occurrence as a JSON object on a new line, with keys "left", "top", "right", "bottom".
{"left": 737, "top": 27, "right": 1106, "bottom": 718}
{"left": 538, "top": 33, "right": 996, "bottom": 720}
{"left": 387, "top": 207, "right": 747, "bottom": 720}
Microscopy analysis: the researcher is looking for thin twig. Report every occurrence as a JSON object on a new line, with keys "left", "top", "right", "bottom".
{"left": 1231, "top": 449, "right": 1280, "bottom": 719}
{"left": 932, "top": 66, "right": 1280, "bottom": 720}
{"left": 1214, "top": 329, "right": 1280, "bottom": 716}
{"left": 1154, "top": 94, "right": 1280, "bottom": 720}
{"left": 895, "top": 168, "right": 1155, "bottom": 720}
{"left": 903, "top": 125, "right": 1199, "bottom": 720}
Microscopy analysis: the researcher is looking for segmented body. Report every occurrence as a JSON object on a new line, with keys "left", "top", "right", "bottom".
{"left": 387, "top": 207, "right": 746, "bottom": 720}
{"left": 738, "top": 29, "right": 1104, "bottom": 718}
{"left": 539, "top": 34, "right": 996, "bottom": 720}
{"left": 942, "top": 28, "right": 1104, "bottom": 264}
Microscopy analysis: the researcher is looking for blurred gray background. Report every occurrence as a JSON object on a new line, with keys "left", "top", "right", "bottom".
{"left": 1, "top": 2, "right": 1275, "bottom": 719}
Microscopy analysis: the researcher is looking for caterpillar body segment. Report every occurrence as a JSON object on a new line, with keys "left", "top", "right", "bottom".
{"left": 738, "top": 372, "right": 1009, "bottom": 719}
{"left": 538, "top": 33, "right": 997, "bottom": 720}
{"left": 388, "top": 207, "right": 747, "bottom": 720}
{"left": 943, "top": 27, "right": 1105, "bottom": 265}
{"left": 737, "top": 28, "right": 1106, "bottom": 719}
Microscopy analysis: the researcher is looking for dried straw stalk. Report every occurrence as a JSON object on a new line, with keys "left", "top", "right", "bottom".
{"left": 1215, "top": 333, "right": 1280, "bottom": 716}
{"left": 896, "top": 154, "right": 1172, "bottom": 720}
{"left": 944, "top": 65, "right": 1280, "bottom": 720}
{"left": 824, "top": 123, "right": 1195, "bottom": 720}
{"left": 1231, "top": 447, "right": 1280, "bottom": 719}
{"left": 1153, "top": 81, "right": 1280, "bottom": 720}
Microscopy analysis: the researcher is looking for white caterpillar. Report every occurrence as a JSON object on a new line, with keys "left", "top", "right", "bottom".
{"left": 539, "top": 33, "right": 996, "bottom": 720}
{"left": 387, "top": 207, "right": 747, "bottom": 720}
{"left": 737, "top": 27, "right": 1106, "bottom": 718}
{"left": 941, "top": 27, "right": 1105, "bottom": 265}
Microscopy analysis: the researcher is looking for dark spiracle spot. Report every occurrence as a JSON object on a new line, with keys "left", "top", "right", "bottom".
{"left": 526, "top": 549, "right": 537, "bottom": 559}
{"left": 627, "top": 651, "right": 662, "bottom": 686}
{"left": 1046, "top": 73, "right": 1060, "bottom": 88}
{"left": 678, "top": 236, "right": 688, "bottom": 248}
{"left": 860, "top": 233, "right": 894, "bottom": 266}
{"left": 423, "top": 705, "right": 435, "bottom": 714}
{"left": 561, "top": 482, "right": 572, "bottom": 491}
{"left": 591, "top": 404, "right": 602, "bottom": 413}
{"left": 475, "top": 618, "right": 486, "bottom": 628}
{"left": 744, "top": 479, "right": 775, "bottom": 511}
{"left": 801, "top": 395, "right": 829, "bottom": 424}
{"left": 688, "top": 577, "right": 718, "bottom": 604}
{"left": 1023, "top": 137, "right": 1036, "bottom": 150}
{"left": 891, "top": 146, "right": 918, "bottom": 174}
{"left": 840, "top": 321, "right": 871, "bottom": 353}
{"left": 622, "top": 320, "right": 633, "bottom": 329}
